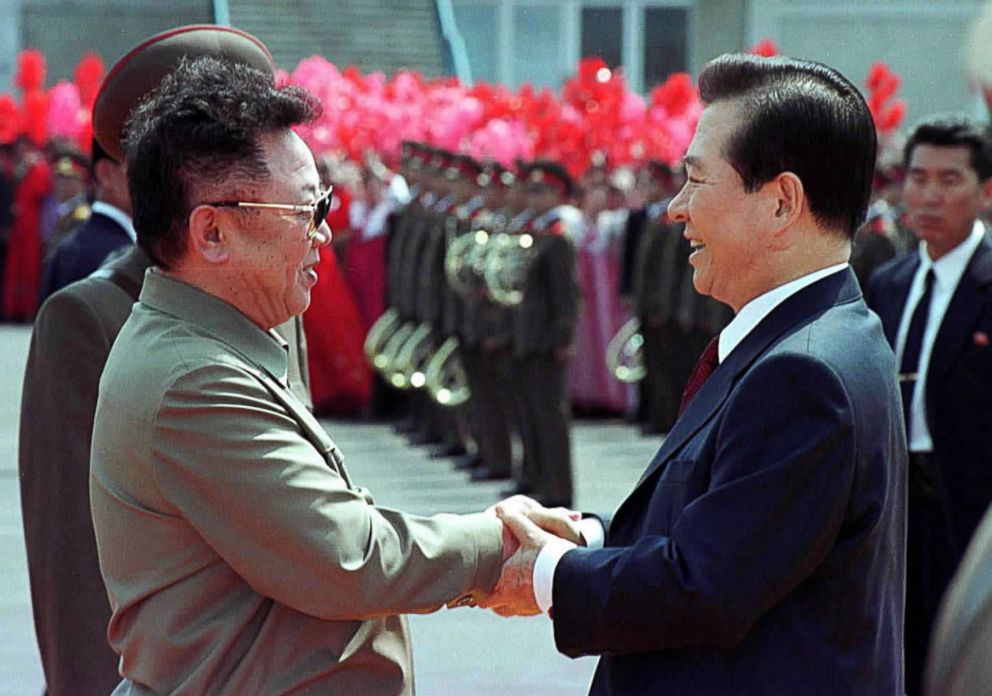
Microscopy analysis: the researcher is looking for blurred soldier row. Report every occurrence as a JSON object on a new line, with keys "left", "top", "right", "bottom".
{"left": 367, "top": 143, "right": 580, "bottom": 507}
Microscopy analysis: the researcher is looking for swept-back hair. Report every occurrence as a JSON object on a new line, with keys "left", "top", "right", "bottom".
{"left": 698, "top": 53, "right": 877, "bottom": 237}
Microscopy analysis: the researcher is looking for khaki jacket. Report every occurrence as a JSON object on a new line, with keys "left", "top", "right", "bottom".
{"left": 90, "top": 269, "right": 503, "bottom": 695}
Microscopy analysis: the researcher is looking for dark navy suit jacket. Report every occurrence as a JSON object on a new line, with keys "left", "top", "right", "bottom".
{"left": 40, "top": 211, "right": 132, "bottom": 306}
{"left": 553, "top": 269, "right": 907, "bottom": 695}
{"left": 865, "top": 238, "right": 992, "bottom": 555}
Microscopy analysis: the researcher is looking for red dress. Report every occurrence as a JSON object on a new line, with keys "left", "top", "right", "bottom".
{"left": 3, "top": 157, "right": 51, "bottom": 319}
{"left": 302, "top": 187, "right": 372, "bottom": 414}
{"left": 343, "top": 197, "right": 391, "bottom": 332}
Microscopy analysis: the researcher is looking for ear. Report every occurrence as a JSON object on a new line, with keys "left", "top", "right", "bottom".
{"left": 768, "top": 171, "right": 805, "bottom": 235}
{"left": 187, "top": 205, "right": 230, "bottom": 265}
{"left": 981, "top": 177, "right": 992, "bottom": 209}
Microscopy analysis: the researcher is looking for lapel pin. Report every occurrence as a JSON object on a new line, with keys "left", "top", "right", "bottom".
{"left": 974, "top": 331, "right": 990, "bottom": 347}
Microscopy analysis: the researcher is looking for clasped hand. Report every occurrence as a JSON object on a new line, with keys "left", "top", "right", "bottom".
{"left": 481, "top": 495, "right": 583, "bottom": 617}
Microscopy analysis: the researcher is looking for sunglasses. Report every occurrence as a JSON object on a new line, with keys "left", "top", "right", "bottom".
{"left": 204, "top": 186, "right": 334, "bottom": 239}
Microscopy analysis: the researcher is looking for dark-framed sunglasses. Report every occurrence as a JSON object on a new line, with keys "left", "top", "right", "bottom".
{"left": 204, "top": 186, "right": 334, "bottom": 239}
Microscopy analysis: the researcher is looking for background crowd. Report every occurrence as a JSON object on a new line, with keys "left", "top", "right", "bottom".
{"left": 0, "top": 41, "right": 912, "bottom": 414}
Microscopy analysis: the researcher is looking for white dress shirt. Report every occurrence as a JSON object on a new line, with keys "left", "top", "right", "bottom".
{"left": 91, "top": 200, "right": 136, "bottom": 243}
{"left": 894, "top": 221, "right": 985, "bottom": 452}
{"left": 532, "top": 262, "right": 851, "bottom": 614}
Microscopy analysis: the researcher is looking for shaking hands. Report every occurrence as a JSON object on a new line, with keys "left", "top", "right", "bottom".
{"left": 482, "top": 495, "right": 585, "bottom": 617}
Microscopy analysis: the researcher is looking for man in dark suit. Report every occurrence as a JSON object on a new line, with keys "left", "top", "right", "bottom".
{"left": 38, "top": 140, "right": 135, "bottom": 306}
{"left": 484, "top": 53, "right": 906, "bottom": 696}
{"left": 39, "top": 139, "right": 133, "bottom": 304}
{"left": 864, "top": 114, "right": 992, "bottom": 696}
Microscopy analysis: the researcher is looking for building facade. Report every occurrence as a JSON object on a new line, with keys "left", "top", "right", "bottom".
{"left": 0, "top": 0, "right": 988, "bottom": 131}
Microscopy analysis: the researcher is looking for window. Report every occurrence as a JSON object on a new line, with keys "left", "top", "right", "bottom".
{"left": 643, "top": 6, "right": 689, "bottom": 89}
{"left": 581, "top": 6, "right": 623, "bottom": 69}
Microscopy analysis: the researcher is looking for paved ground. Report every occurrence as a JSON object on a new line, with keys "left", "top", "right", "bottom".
{"left": 0, "top": 323, "right": 663, "bottom": 695}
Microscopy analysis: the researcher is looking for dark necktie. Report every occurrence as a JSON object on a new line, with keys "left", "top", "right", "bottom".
{"left": 679, "top": 335, "right": 720, "bottom": 416}
{"left": 899, "top": 269, "right": 935, "bottom": 428}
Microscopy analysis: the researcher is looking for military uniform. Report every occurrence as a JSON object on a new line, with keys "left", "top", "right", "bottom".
{"left": 459, "top": 206, "right": 515, "bottom": 479}
{"left": 511, "top": 206, "right": 580, "bottom": 506}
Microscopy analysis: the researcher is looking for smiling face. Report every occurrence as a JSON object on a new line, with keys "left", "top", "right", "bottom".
{"left": 903, "top": 143, "right": 992, "bottom": 261}
{"left": 667, "top": 100, "right": 778, "bottom": 312}
{"left": 222, "top": 129, "right": 330, "bottom": 329}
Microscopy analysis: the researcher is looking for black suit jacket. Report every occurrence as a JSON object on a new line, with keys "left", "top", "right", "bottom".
{"left": 553, "top": 269, "right": 906, "bottom": 695}
{"left": 39, "top": 211, "right": 132, "bottom": 305}
{"left": 865, "top": 238, "right": 992, "bottom": 549}
{"left": 619, "top": 207, "right": 647, "bottom": 297}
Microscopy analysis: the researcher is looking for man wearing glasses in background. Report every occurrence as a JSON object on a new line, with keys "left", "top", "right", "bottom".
{"left": 91, "top": 55, "right": 571, "bottom": 695}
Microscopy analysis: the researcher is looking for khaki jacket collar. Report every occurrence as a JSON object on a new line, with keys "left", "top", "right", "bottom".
{"left": 139, "top": 268, "right": 289, "bottom": 384}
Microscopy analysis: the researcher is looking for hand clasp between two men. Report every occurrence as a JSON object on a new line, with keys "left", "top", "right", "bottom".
{"left": 481, "top": 495, "right": 585, "bottom": 618}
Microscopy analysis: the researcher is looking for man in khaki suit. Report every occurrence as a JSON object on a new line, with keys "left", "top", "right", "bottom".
{"left": 90, "top": 55, "right": 534, "bottom": 695}
{"left": 19, "top": 26, "right": 312, "bottom": 696}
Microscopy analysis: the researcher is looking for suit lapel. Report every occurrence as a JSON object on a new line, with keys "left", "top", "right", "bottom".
{"left": 878, "top": 255, "right": 919, "bottom": 345}
{"left": 618, "top": 269, "right": 861, "bottom": 513}
{"left": 926, "top": 240, "right": 992, "bottom": 421}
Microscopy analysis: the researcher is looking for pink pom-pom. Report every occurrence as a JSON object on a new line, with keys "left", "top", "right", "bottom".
{"left": 46, "top": 81, "right": 84, "bottom": 140}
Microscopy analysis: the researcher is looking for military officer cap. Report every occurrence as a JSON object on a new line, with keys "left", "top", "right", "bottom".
{"left": 93, "top": 24, "right": 275, "bottom": 162}
{"left": 445, "top": 153, "right": 484, "bottom": 183}
{"left": 521, "top": 159, "right": 575, "bottom": 198}
{"left": 479, "top": 160, "right": 515, "bottom": 188}
{"left": 425, "top": 147, "right": 453, "bottom": 175}
{"left": 50, "top": 148, "right": 89, "bottom": 181}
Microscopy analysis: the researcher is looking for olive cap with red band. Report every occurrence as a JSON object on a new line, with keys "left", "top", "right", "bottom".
{"left": 92, "top": 24, "right": 275, "bottom": 162}
{"left": 445, "top": 153, "right": 484, "bottom": 183}
{"left": 521, "top": 160, "right": 576, "bottom": 198}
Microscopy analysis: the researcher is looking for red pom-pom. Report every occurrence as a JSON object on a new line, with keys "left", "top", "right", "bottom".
{"left": 21, "top": 89, "right": 49, "bottom": 145}
{"left": 864, "top": 62, "right": 906, "bottom": 136}
{"left": 15, "top": 49, "right": 46, "bottom": 91}
{"left": 879, "top": 100, "right": 906, "bottom": 133}
{"left": 74, "top": 52, "right": 105, "bottom": 108}
{"left": 0, "top": 95, "right": 22, "bottom": 144}
{"left": 749, "top": 39, "right": 778, "bottom": 57}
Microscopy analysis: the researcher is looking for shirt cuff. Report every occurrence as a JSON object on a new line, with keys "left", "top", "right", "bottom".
{"left": 533, "top": 537, "right": 576, "bottom": 615}
{"left": 577, "top": 517, "right": 605, "bottom": 549}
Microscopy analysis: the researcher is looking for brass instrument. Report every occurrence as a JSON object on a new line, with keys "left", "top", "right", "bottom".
{"left": 364, "top": 308, "right": 401, "bottom": 371}
{"left": 445, "top": 229, "right": 489, "bottom": 297}
{"left": 376, "top": 321, "right": 416, "bottom": 382}
{"left": 424, "top": 336, "right": 471, "bottom": 406}
{"left": 483, "top": 232, "right": 534, "bottom": 306}
{"left": 390, "top": 322, "right": 435, "bottom": 390}
{"left": 606, "top": 317, "right": 646, "bottom": 383}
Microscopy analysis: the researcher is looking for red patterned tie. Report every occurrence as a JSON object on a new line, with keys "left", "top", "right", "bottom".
{"left": 678, "top": 335, "right": 721, "bottom": 416}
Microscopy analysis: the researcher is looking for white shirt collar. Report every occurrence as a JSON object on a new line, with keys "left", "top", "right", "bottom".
{"left": 90, "top": 201, "right": 136, "bottom": 243}
{"left": 916, "top": 219, "right": 985, "bottom": 288}
{"left": 718, "top": 263, "right": 850, "bottom": 363}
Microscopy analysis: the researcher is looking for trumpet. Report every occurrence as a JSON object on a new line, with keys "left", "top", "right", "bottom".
{"left": 483, "top": 232, "right": 534, "bottom": 306}
{"left": 424, "top": 336, "right": 471, "bottom": 406}
{"left": 606, "top": 317, "right": 646, "bottom": 383}
{"left": 364, "top": 308, "right": 401, "bottom": 370}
